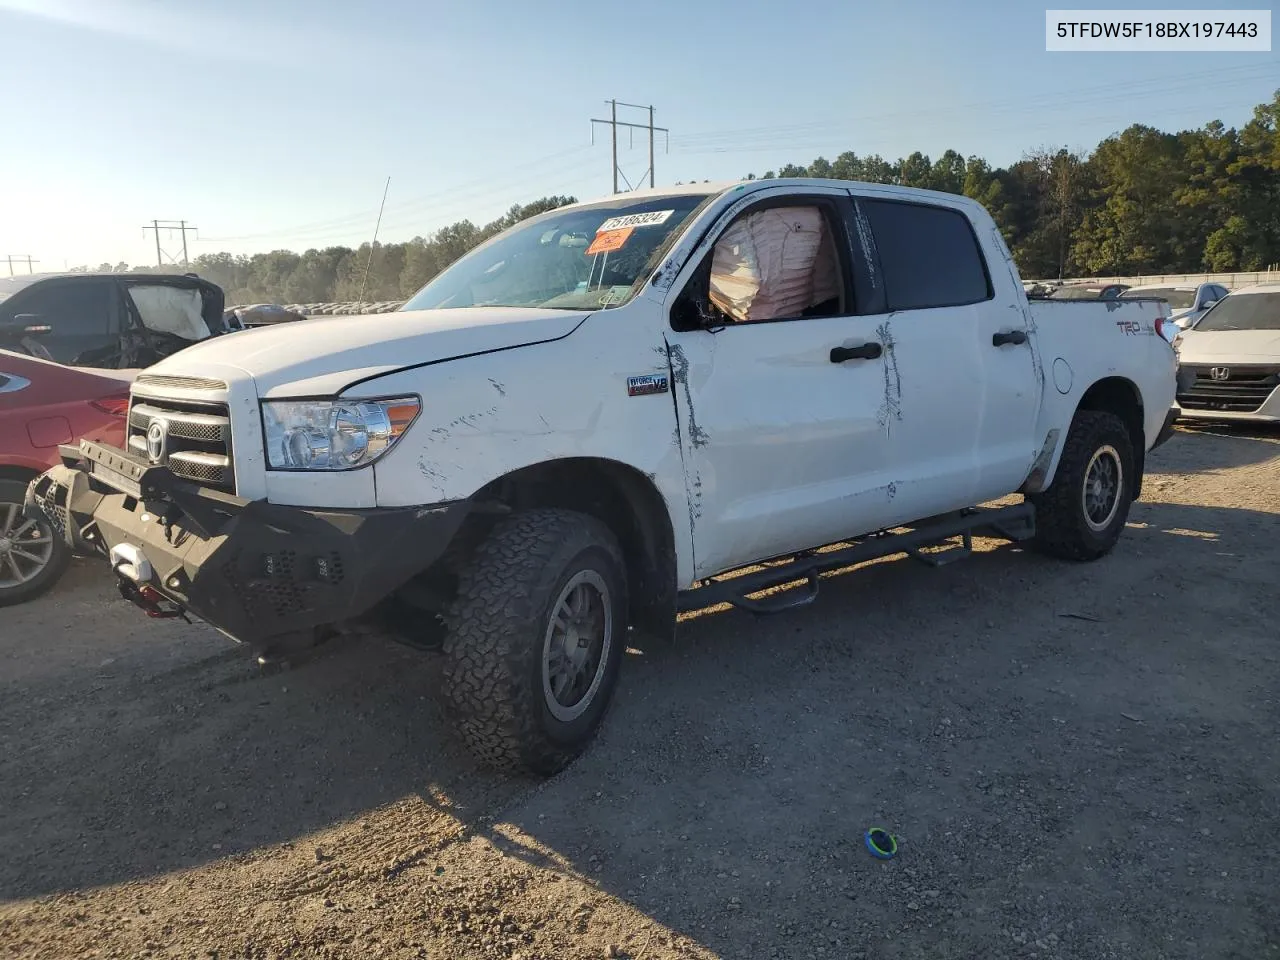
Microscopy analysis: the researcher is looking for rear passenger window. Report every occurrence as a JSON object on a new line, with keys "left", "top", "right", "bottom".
{"left": 861, "top": 199, "right": 992, "bottom": 310}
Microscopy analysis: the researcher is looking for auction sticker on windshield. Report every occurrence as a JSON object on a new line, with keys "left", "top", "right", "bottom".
{"left": 586, "top": 228, "right": 634, "bottom": 256}
{"left": 598, "top": 210, "right": 675, "bottom": 231}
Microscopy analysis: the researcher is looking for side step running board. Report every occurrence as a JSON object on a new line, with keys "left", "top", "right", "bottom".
{"left": 678, "top": 502, "right": 1035, "bottom": 616}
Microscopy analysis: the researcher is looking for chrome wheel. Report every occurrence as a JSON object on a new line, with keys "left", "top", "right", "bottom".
{"left": 1081, "top": 445, "right": 1123, "bottom": 533}
{"left": 541, "top": 570, "right": 613, "bottom": 723}
{"left": 0, "top": 500, "right": 55, "bottom": 589}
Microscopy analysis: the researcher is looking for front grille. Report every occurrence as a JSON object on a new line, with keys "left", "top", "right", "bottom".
{"left": 134, "top": 374, "right": 228, "bottom": 391}
{"left": 1177, "top": 365, "right": 1280, "bottom": 414}
{"left": 126, "top": 396, "right": 235, "bottom": 492}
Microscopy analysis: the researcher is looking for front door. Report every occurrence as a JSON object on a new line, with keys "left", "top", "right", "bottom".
{"left": 4, "top": 279, "right": 117, "bottom": 367}
{"left": 664, "top": 190, "right": 898, "bottom": 578}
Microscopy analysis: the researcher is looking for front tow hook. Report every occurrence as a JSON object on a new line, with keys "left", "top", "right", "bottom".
{"left": 110, "top": 542, "right": 190, "bottom": 622}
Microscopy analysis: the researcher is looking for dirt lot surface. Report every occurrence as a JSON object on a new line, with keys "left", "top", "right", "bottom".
{"left": 2, "top": 424, "right": 1278, "bottom": 960}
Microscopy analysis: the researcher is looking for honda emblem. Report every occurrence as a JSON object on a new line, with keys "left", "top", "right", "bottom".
{"left": 1209, "top": 367, "right": 1230, "bottom": 381}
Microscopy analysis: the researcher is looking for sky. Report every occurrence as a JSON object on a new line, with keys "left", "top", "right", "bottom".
{"left": 0, "top": 0, "right": 1276, "bottom": 270}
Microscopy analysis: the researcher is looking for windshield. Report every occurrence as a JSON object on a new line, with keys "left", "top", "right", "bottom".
{"left": 1192, "top": 293, "right": 1280, "bottom": 332}
{"left": 400, "top": 194, "right": 710, "bottom": 312}
{"left": 1049, "top": 286, "right": 1109, "bottom": 300}
{"left": 1121, "top": 287, "right": 1196, "bottom": 309}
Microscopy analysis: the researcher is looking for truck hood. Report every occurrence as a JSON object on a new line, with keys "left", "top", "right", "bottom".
{"left": 142, "top": 307, "right": 588, "bottom": 397}
{"left": 1177, "top": 328, "right": 1280, "bottom": 364}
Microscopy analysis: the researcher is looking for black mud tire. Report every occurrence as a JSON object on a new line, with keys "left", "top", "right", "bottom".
{"left": 1029, "top": 410, "right": 1135, "bottom": 561}
{"left": 0, "top": 479, "right": 71, "bottom": 608}
{"left": 441, "top": 508, "right": 628, "bottom": 777}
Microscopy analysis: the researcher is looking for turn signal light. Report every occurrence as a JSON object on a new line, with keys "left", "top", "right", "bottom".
{"left": 90, "top": 393, "right": 131, "bottom": 417}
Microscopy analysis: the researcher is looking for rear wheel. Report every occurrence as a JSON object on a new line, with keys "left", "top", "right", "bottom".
{"left": 0, "top": 479, "right": 70, "bottom": 607}
{"left": 441, "top": 508, "right": 627, "bottom": 776}
{"left": 1029, "top": 410, "right": 1135, "bottom": 561}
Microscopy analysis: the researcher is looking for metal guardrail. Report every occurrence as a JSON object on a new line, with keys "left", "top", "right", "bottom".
{"left": 1030, "top": 269, "right": 1280, "bottom": 291}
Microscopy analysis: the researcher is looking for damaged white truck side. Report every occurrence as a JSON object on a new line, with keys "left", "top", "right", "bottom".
{"left": 28, "top": 179, "right": 1179, "bottom": 776}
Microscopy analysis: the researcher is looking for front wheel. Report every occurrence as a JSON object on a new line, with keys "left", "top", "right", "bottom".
{"left": 0, "top": 479, "right": 70, "bottom": 607}
{"left": 441, "top": 508, "right": 628, "bottom": 776}
{"left": 1029, "top": 410, "right": 1135, "bottom": 561}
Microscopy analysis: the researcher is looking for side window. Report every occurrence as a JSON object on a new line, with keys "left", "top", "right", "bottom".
{"left": 685, "top": 203, "right": 848, "bottom": 325}
{"left": 861, "top": 199, "right": 992, "bottom": 310}
{"left": 12, "top": 282, "right": 112, "bottom": 337}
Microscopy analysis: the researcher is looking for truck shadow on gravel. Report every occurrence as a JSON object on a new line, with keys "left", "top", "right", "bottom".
{"left": 471, "top": 498, "right": 1279, "bottom": 959}
{"left": 2, "top": 496, "right": 1277, "bottom": 960}
{"left": 0, "top": 599, "right": 514, "bottom": 902}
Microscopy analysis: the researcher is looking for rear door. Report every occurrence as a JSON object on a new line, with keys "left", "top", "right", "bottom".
{"left": 850, "top": 194, "right": 999, "bottom": 521}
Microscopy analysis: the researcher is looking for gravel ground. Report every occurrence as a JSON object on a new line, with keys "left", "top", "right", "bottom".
{"left": 1, "top": 424, "right": 1278, "bottom": 960}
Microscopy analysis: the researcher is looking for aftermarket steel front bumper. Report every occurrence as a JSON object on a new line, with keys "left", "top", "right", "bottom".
{"left": 25, "top": 440, "right": 471, "bottom": 648}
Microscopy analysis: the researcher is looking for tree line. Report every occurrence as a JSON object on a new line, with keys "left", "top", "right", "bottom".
{"left": 76, "top": 91, "right": 1278, "bottom": 303}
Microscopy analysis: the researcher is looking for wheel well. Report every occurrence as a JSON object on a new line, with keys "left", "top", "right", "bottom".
{"left": 467, "top": 458, "right": 678, "bottom": 642}
{"left": 1076, "top": 377, "right": 1145, "bottom": 499}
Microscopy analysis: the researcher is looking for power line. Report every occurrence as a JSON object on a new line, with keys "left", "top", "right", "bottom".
{"left": 4, "top": 255, "right": 39, "bottom": 276}
{"left": 179, "top": 65, "right": 1271, "bottom": 253}
{"left": 591, "top": 100, "right": 669, "bottom": 193}
{"left": 142, "top": 220, "right": 198, "bottom": 266}
{"left": 196, "top": 145, "right": 596, "bottom": 244}
{"left": 671, "top": 62, "right": 1276, "bottom": 150}
{"left": 224, "top": 153, "right": 605, "bottom": 250}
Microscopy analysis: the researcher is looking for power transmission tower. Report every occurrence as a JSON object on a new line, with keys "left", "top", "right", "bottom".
{"left": 590, "top": 100, "right": 669, "bottom": 193}
{"left": 5, "top": 254, "right": 39, "bottom": 276}
{"left": 142, "top": 220, "right": 199, "bottom": 267}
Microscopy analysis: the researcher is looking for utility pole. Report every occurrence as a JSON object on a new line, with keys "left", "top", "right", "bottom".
{"left": 142, "top": 220, "right": 199, "bottom": 267}
{"left": 4, "top": 254, "right": 38, "bottom": 276}
{"left": 591, "top": 100, "right": 669, "bottom": 194}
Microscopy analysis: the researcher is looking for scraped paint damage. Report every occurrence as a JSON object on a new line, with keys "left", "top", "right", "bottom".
{"left": 416, "top": 459, "right": 449, "bottom": 500}
{"left": 875, "top": 320, "right": 903, "bottom": 434}
{"left": 852, "top": 200, "right": 880, "bottom": 289}
{"left": 666, "top": 342, "right": 710, "bottom": 448}
{"left": 1001, "top": 240, "right": 1046, "bottom": 396}
{"left": 663, "top": 336, "right": 706, "bottom": 553}
{"left": 1020, "top": 427, "right": 1060, "bottom": 492}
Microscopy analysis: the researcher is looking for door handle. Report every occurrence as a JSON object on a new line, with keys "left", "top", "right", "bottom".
{"left": 992, "top": 330, "right": 1028, "bottom": 347}
{"left": 830, "top": 342, "right": 883, "bottom": 363}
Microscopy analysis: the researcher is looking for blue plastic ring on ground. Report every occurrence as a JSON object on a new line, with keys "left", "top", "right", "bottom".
{"left": 865, "top": 827, "right": 898, "bottom": 859}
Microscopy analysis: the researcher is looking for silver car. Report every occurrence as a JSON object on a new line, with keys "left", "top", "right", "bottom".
{"left": 1122, "top": 282, "right": 1229, "bottom": 330}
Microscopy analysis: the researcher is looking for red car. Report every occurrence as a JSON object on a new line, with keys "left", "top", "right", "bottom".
{"left": 0, "top": 349, "right": 130, "bottom": 606}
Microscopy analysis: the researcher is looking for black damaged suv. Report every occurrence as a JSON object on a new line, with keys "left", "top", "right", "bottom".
{"left": 0, "top": 272, "right": 230, "bottom": 370}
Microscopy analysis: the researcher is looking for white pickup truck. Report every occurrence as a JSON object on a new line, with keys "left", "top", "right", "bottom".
{"left": 28, "top": 178, "right": 1178, "bottom": 776}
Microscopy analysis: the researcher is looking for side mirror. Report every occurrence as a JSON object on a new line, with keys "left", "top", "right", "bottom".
{"left": 671, "top": 295, "right": 723, "bottom": 332}
{"left": 0, "top": 315, "right": 53, "bottom": 340}
{"left": 1199, "top": 299, "right": 1218, "bottom": 310}
{"left": 13, "top": 314, "right": 52, "bottom": 334}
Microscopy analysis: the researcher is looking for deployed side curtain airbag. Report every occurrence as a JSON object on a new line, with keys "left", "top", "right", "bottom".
{"left": 709, "top": 207, "right": 830, "bottom": 322}
{"left": 127, "top": 285, "right": 210, "bottom": 341}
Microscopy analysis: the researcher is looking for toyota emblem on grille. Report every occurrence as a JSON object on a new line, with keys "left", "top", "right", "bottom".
{"left": 145, "top": 419, "right": 169, "bottom": 463}
{"left": 1209, "top": 367, "right": 1230, "bottom": 381}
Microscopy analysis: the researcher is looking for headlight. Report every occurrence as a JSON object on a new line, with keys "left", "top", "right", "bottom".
{"left": 262, "top": 397, "right": 420, "bottom": 470}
